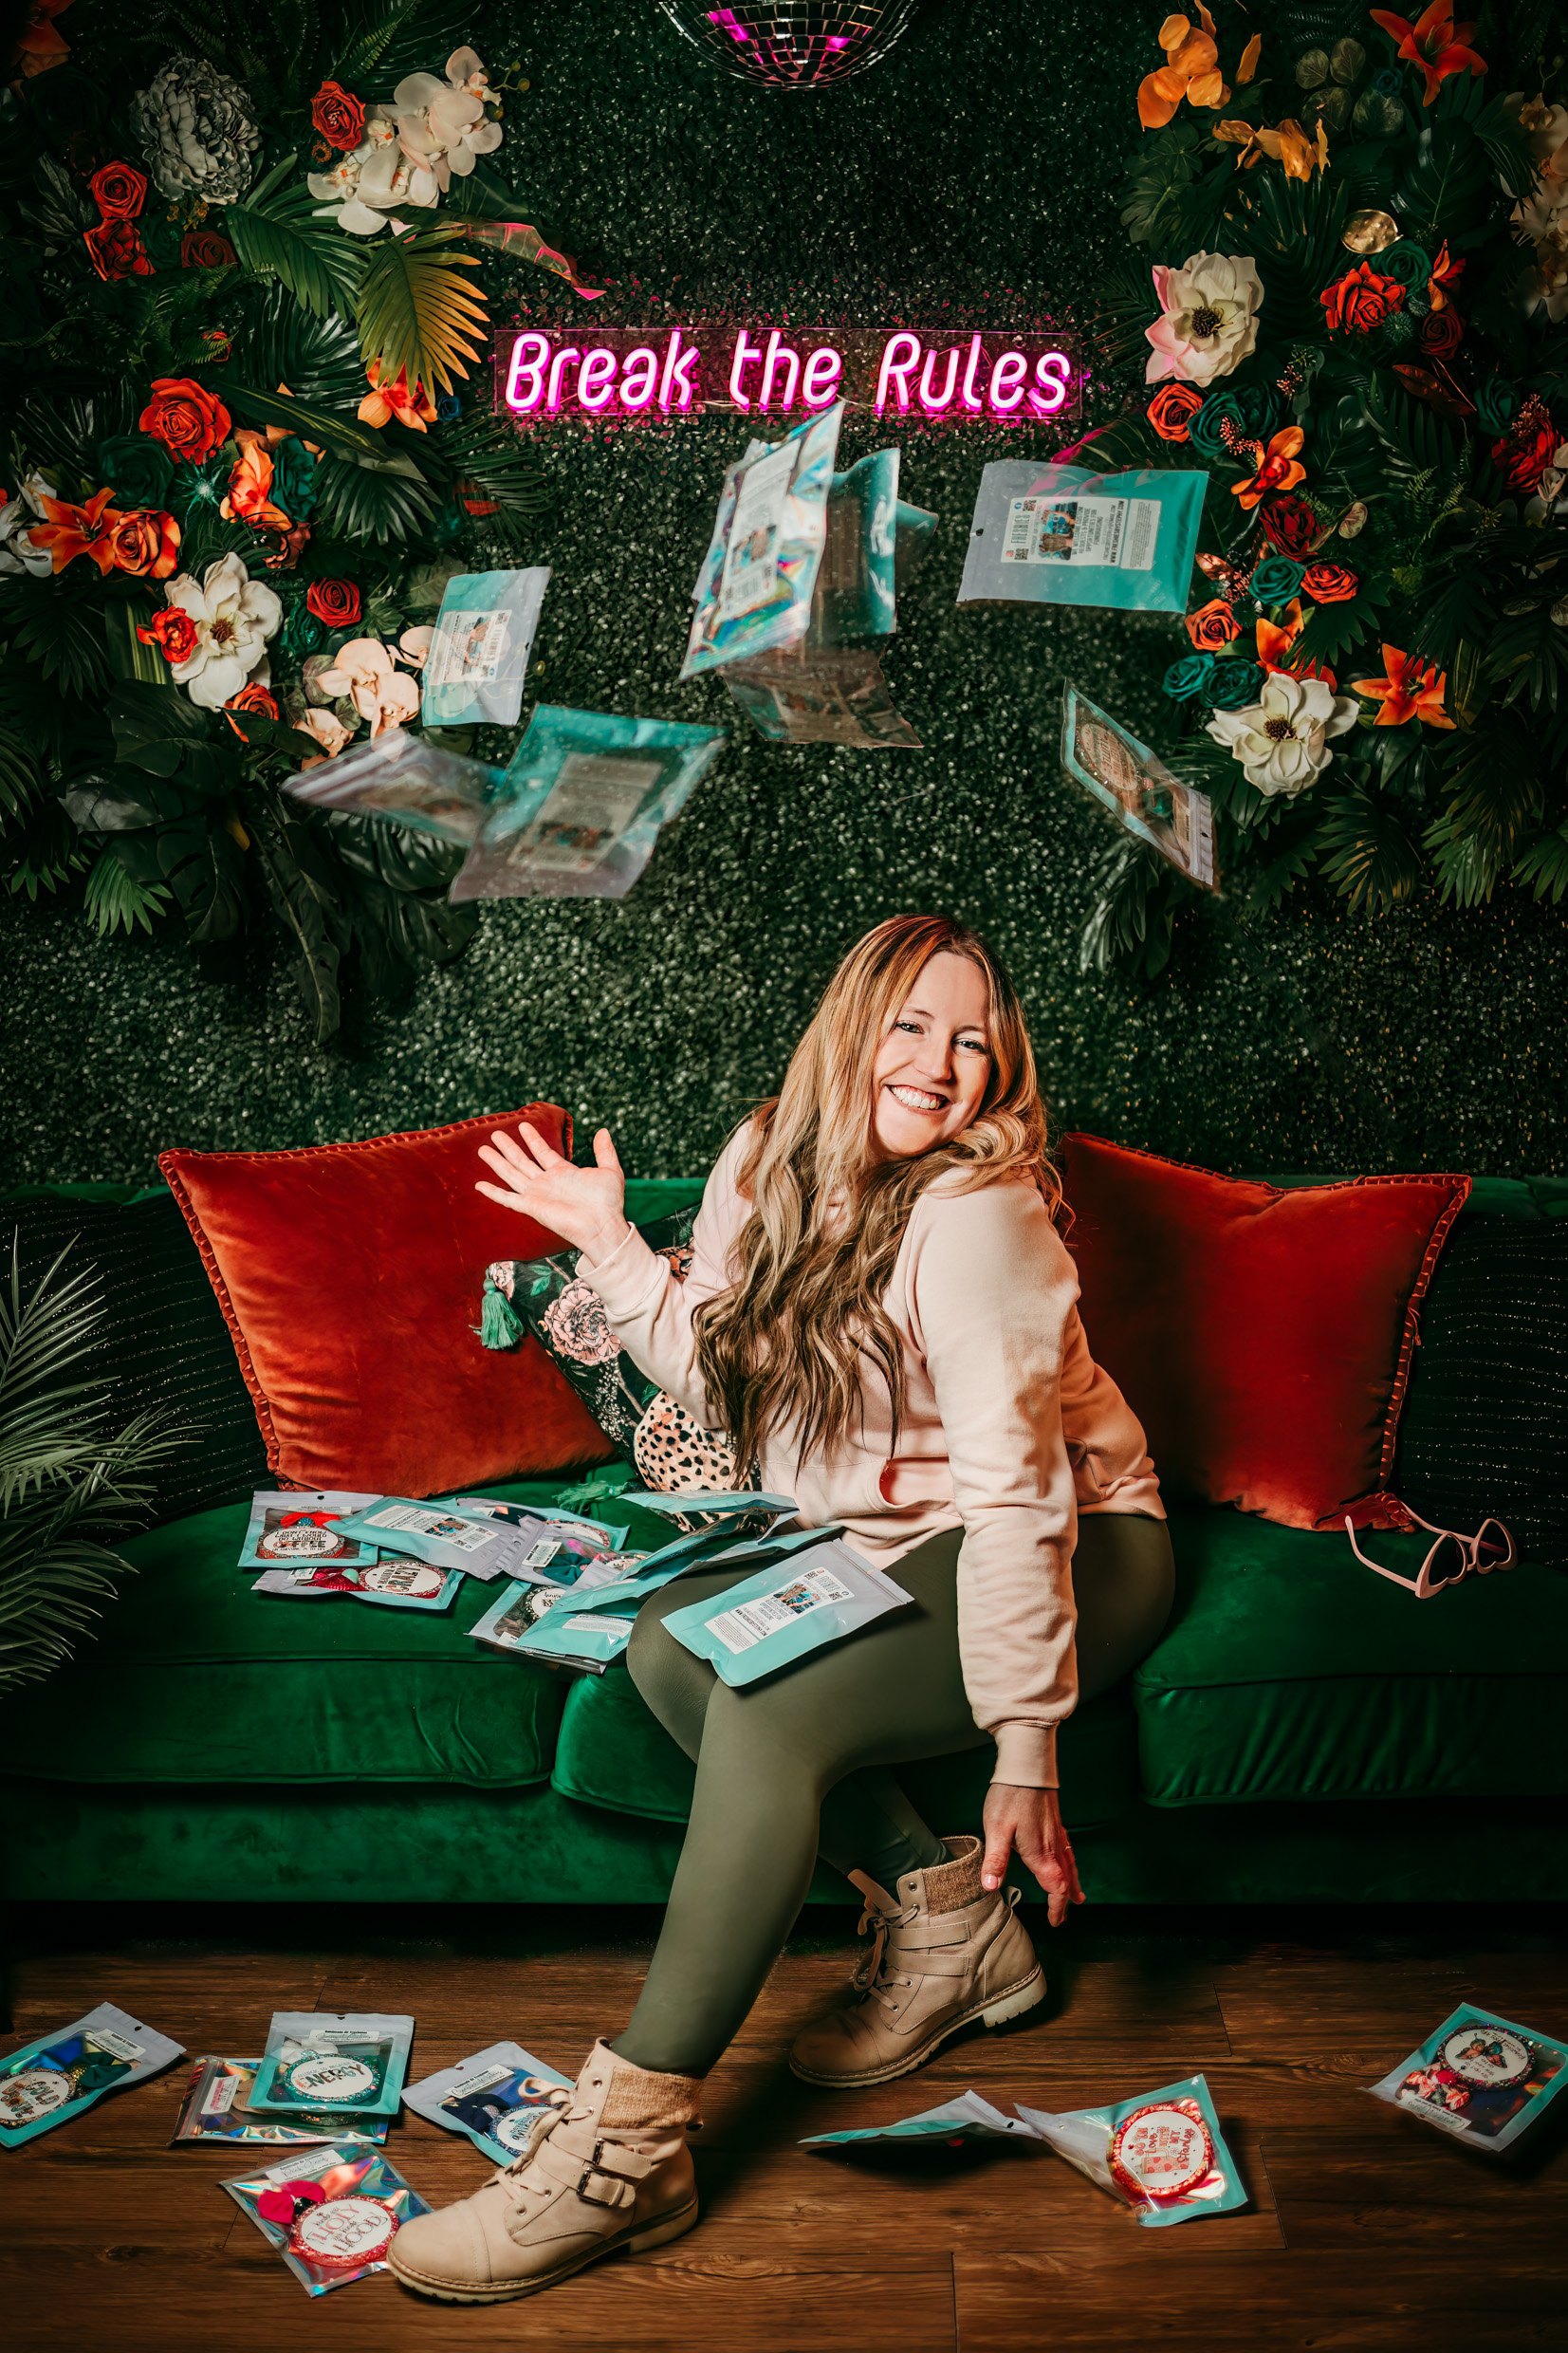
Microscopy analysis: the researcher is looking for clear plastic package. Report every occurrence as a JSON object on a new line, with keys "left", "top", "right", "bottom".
{"left": 958, "top": 462, "right": 1208, "bottom": 614}
{"left": 1061, "top": 683, "right": 1218, "bottom": 890}
{"left": 722, "top": 644, "right": 921, "bottom": 747}
{"left": 802, "top": 2091, "right": 1034, "bottom": 2148}
{"left": 1368, "top": 2005, "right": 1568, "bottom": 2153}
{"left": 402, "top": 2041, "right": 573, "bottom": 2165}
{"left": 450, "top": 704, "right": 726, "bottom": 901}
{"left": 171, "top": 2056, "right": 389, "bottom": 2147}
{"left": 682, "top": 403, "right": 844, "bottom": 676}
{"left": 285, "top": 729, "right": 504, "bottom": 844}
{"left": 1017, "top": 2073, "right": 1245, "bottom": 2228}
{"left": 420, "top": 566, "right": 550, "bottom": 728}
{"left": 661, "top": 1538, "right": 911, "bottom": 1688}
{"left": 452, "top": 1499, "right": 633, "bottom": 1584}
{"left": 249, "top": 2013, "right": 414, "bottom": 2120}
{"left": 222, "top": 2140, "right": 431, "bottom": 2294}
{"left": 249, "top": 1557, "right": 462, "bottom": 1610}
{"left": 237, "top": 1490, "right": 382, "bottom": 1570}
{"left": 0, "top": 2003, "right": 184, "bottom": 2148}
{"left": 504, "top": 1605, "right": 640, "bottom": 1674}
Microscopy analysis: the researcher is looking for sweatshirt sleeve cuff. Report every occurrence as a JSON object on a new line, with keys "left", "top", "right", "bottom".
{"left": 576, "top": 1222, "right": 665, "bottom": 1318}
{"left": 990, "top": 1722, "right": 1060, "bottom": 1790}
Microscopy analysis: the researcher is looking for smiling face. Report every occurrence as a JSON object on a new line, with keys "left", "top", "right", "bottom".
{"left": 870, "top": 950, "right": 993, "bottom": 1160}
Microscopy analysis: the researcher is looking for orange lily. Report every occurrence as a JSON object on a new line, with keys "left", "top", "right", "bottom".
{"left": 1138, "top": 6, "right": 1229, "bottom": 129}
{"left": 1256, "top": 600, "right": 1305, "bottom": 671}
{"left": 221, "top": 430, "right": 292, "bottom": 535}
{"left": 1369, "top": 5, "right": 1485, "bottom": 108}
{"left": 27, "top": 485, "right": 119, "bottom": 575}
{"left": 1425, "top": 238, "right": 1466, "bottom": 313}
{"left": 1216, "top": 114, "right": 1329, "bottom": 178}
{"left": 10, "top": 0, "right": 73, "bottom": 79}
{"left": 1232, "top": 426, "right": 1307, "bottom": 510}
{"left": 358, "top": 361, "right": 437, "bottom": 432}
{"left": 1350, "top": 644, "right": 1455, "bottom": 728}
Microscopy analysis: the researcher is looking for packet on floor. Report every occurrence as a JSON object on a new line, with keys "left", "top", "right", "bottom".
{"left": 222, "top": 2140, "right": 431, "bottom": 2295}
{"left": 662, "top": 1539, "right": 912, "bottom": 1688}
{"left": 249, "top": 2014, "right": 414, "bottom": 2120}
{"left": 0, "top": 2002, "right": 184, "bottom": 2149}
{"left": 449, "top": 706, "right": 727, "bottom": 902}
{"left": 285, "top": 728, "right": 504, "bottom": 845}
{"left": 420, "top": 566, "right": 550, "bottom": 728}
{"left": 802, "top": 2091, "right": 1034, "bottom": 2148}
{"left": 806, "top": 447, "right": 901, "bottom": 643}
{"left": 957, "top": 462, "right": 1207, "bottom": 614}
{"left": 403, "top": 2041, "right": 574, "bottom": 2165}
{"left": 1017, "top": 2072, "right": 1245, "bottom": 2228}
{"left": 238, "top": 1490, "right": 383, "bottom": 1571}
{"left": 1367, "top": 2005, "right": 1568, "bottom": 2154}
{"left": 722, "top": 645, "right": 921, "bottom": 748}
{"left": 329, "top": 1496, "right": 547, "bottom": 1582}
{"left": 171, "top": 2057, "right": 390, "bottom": 2148}
{"left": 249, "top": 1557, "right": 462, "bottom": 1610}
{"left": 682, "top": 402, "right": 844, "bottom": 676}
{"left": 1061, "top": 683, "right": 1218, "bottom": 891}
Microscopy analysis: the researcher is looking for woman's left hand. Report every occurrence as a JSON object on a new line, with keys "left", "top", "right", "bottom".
{"left": 980, "top": 1784, "right": 1084, "bottom": 1928}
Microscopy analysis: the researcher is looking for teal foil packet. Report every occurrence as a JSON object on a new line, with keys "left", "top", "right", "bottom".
{"left": 507, "top": 1606, "right": 639, "bottom": 1673}
{"left": 420, "top": 567, "right": 550, "bottom": 728}
{"left": 802, "top": 2091, "right": 1032, "bottom": 2149}
{"left": 806, "top": 446, "right": 901, "bottom": 642}
{"left": 286, "top": 729, "right": 504, "bottom": 845}
{"left": 330, "top": 1497, "right": 550, "bottom": 1583}
{"left": 682, "top": 402, "right": 844, "bottom": 676}
{"left": 1367, "top": 2005, "right": 1568, "bottom": 2155}
{"left": 239, "top": 1490, "right": 381, "bottom": 1572}
{"left": 250, "top": 2013, "right": 413, "bottom": 2120}
{"left": 450, "top": 706, "right": 727, "bottom": 902}
{"left": 172, "top": 2056, "right": 390, "bottom": 2148}
{"left": 0, "top": 2002, "right": 184, "bottom": 2149}
{"left": 249, "top": 1556, "right": 462, "bottom": 1610}
{"left": 402, "top": 2041, "right": 573, "bottom": 2166}
{"left": 452, "top": 1498, "right": 633, "bottom": 1582}
{"left": 662, "top": 1538, "right": 911, "bottom": 1688}
{"left": 958, "top": 463, "right": 1208, "bottom": 614}
{"left": 618, "top": 1491, "right": 796, "bottom": 1517}
{"left": 894, "top": 498, "right": 939, "bottom": 593}
{"left": 1017, "top": 2072, "right": 1245, "bottom": 2228}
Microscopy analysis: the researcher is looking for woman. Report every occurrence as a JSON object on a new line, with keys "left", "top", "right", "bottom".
{"left": 389, "top": 915, "right": 1173, "bottom": 2307}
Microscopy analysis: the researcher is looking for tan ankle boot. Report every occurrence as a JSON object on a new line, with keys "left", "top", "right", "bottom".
{"left": 388, "top": 2042, "right": 700, "bottom": 2303}
{"left": 789, "top": 1835, "right": 1044, "bottom": 2087}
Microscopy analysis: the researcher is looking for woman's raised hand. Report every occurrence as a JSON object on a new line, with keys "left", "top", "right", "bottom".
{"left": 475, "top": 1122, "right": 630, "bottom": 1263}
{"left": 980, "top": 1783, "right": 1085, "bottom": 1930}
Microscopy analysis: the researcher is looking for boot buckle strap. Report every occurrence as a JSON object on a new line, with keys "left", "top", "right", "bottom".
{"left": 576, "top": 2136, "right": 653, "bottom": 2204}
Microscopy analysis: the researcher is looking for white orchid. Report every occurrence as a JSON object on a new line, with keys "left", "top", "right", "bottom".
{"left": 316, "top": 638, "right": 421, "bottom": 738}
{"left": 1145, "top": 250, "right": 1264, "bottom": 387}
{"left": 308, "top": 109, "right": 436, "bottom": 236}
{"left": 389, "top": 48, "right": 502, "bottom": 191}
{"left": 0, "top": 472, "right": 57, "bottom": 577}
{"left": 163, "top": 553, "right": 282, "bottom": 711}
{"left": 1205, "top": 671, "right": 1359, "bottom": 798}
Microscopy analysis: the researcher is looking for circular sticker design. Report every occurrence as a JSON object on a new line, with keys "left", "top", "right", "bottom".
{"left": 359, "top": 1561, "right": 445, "bottom": 1600}
{"left": 1440, "top": 2027, "right": 1533, "bottom": 2089}
{"left": 1109, "top": 2102, "right": 1213, "bottom": 2202}
{"left": 0, "top": 2067, "right": 73, "bottom": 2127}
{"left": 261, "top": 1522, "right": 351, "bottom": 1561}
{"left": 285, "top": 2051, "right": 378, "bottom": 2104}
{"left": 492, "top": 2104, "right": 541, "bottom": 2155}
{"left": 292, "top": 2194, "right": 397, "bottom": 2268}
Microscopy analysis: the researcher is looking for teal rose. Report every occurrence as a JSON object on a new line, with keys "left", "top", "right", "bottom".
{"left": 1250, "top": 556, "right": 1305, "bottom": 603}
{"left": 1375, "top": 240, "right": 1431, "bottom": 289}
{"left": 96, "top": 434, "right": 175, "bottom": 510}
{"left": 1188, "top": 383, "right": 1282, "bottom": 464}
{"left": 1164, "top": 652, "right": 1216, "bottom": 700}
{"left": 1476, "top": 378, "right": 1517, "bottom": 435}
{"left": 1208, "top": 660, "right": 1267, "bottom": 710}
{"left": 281, "top": 601, "right": 325, "bottom": 661}
{"left": 272, "top": 437, "right": 319, "bottom": 521}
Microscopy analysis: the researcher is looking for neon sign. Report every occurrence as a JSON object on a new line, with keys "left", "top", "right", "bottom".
{"left": 491, "top": 327, "right": 1080, "bottom": 426}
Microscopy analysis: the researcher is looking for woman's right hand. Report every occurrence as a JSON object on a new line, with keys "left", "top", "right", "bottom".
{"left": 476, "top": 1122, "right": 630, "bottom": 1264}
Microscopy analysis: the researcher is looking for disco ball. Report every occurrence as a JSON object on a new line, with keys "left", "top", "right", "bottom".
{"left": 656, "top": 2, "right": 919, "bottom": 88}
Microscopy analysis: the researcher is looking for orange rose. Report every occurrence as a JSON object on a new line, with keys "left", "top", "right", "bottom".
{"left": 1147, "top": 383, "right": 1204, "bottom": 442}
{"left": 1301, "top": 563, "right": 1358, "bottom": 603}
{"left": 138, "top": 377, "right": 231, "bottom": 465}
{"left": 224, "top": 683, "right": 281, "bottom": 740}
{"left": 311, "top": 80, "right": 366, "bottom": 152}
{"left": 1185, "top": 598, "right": 1242, "bottom": 652}
{"left": 138, "top": 606, "right": 200, "bottom": 665}
{"left": 1320, "top": 263, "right": 1404, "bottom": 335}
{"left": 102, "top": 507, "right": 181, "bottom": 580}
{"left": 222, "top": 430, "right": 290, "bottom": 534}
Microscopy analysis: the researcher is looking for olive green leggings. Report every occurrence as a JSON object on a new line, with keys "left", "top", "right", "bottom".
{"left": 608, "top": 1513, "right": 1175, "bottom": 2077}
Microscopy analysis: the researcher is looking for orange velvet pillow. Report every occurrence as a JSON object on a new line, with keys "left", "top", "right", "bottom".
{"left": 1057, "top": 1135, "right": 1470, "bottom": 1530}
{"left": 161, "top": 1106, "right": 615, "bottom": 1496}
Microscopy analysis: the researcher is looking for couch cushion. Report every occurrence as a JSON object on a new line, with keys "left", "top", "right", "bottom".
{"left": 1135, "top": 1507, "right": 1568, "bottom": 1806}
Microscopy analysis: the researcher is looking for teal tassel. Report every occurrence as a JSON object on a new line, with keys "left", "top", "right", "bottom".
{"left": 477, "top": 1279, "right": 525, "bottom": 1350}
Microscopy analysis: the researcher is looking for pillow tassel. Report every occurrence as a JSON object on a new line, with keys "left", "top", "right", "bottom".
{"left": 478, "top": 1278, "right": 524, "bottom": 1350}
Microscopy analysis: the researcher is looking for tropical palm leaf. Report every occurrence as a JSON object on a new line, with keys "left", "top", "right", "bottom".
{"left": 0, "top": 725, "right": 40, "bottom": 824}
{"left": 1316, "top": 782, "right": 1425, "bottom": 914}
{"left": 310, "top": 453, "right": 442, "bottom": 543}
{"left": 0, "top": 1242, "right": 107, "bottom": 1507}
{"left": 83, "top": 850, "right": 176, "bottom": 937}
{"left": 225, "top": 157, "right": 367, "bottom": 324}
{"left": 356, "top": 228, "right": 489, "bottom": 400}
{"left": 222, "top": 380, "right": 426, "bottom": 477}
{"left": 332, "top": 0, "right": 474, "bottom": 90}
{"left": 1513, "top": 823, "right": 1568, "bottom": 903}
{"left": 231, "top": 283, "right": 367, "bottom": 412}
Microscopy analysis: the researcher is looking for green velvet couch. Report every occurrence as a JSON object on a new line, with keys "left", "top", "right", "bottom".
{"left": 5, "top": 1176, "right": 1567, "bottom": 1907}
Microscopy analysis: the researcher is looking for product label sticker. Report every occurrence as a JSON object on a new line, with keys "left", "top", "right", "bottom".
{"left": 266, "top": 2146, "right": 340, "bottom": 2183}
{"left": 85, "top": 2029, "right": 145, "bottom": 2064}
{"left": 1005, "top": 493, "right": 1158, "bottom": 570}
{"left": 0, "top": 2069, "right": 72, "bottom": 2127}
{"left": 202, "top": 2071, "right": 241, "bottom": 2116}
{"left": 292, "top": 2195, "right": 397, "bottom": 2268}
{"left": 257, "top": 1510, "right": 360, "bottom": 1565}
{"left": 285, "top": 2054, "right": 378, "bottom": 2104}
{"left": 448, "top": 2065, "right": 515, "bottom": 2100}
{"left": 709, "top": 1565, "right": 855, "bottom": 1655}
{"left": 358, "top": 1560, "right": 446, "bottom": 1601}
{"left": 1110, "top": 2102, "right": 1213, "bottom": 2200}
{"left": 719, "top": 440, "right": 797, "bottom": 617}
{"left": 525, "top": 1539, "right": 563, "bottom": 1569}
{"left": 1440, "top": 2027, "right": 1535, "bottom": 2088}
{"left": 429, "top": 608, "right": 510, "bottom": 688}
{"left": 365, "top": 1505, "right": 494, "bottom": 1553}
{"left": 504, "top": 755, "right": 659, "bottom": 877}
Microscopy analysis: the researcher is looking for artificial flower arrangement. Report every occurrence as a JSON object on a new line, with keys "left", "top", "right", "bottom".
{"left": 1075, "top": 3, "right": 1568, "bottom": 977}
{"left": 0, "top": 2, "right": 597, "bottom": 1042}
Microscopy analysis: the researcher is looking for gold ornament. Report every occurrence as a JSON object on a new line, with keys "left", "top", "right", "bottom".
{"left": 1342, "top": 208, "right": 1399, "bottom": 254}
{"left": 1337, "top": 502, "right": 1369, "bottom": 540}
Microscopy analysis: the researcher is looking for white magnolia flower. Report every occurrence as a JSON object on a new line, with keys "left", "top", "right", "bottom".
{"left": 390, "top": 48, "right": 502, "bottom": 190}
{"left": 0, "top": 472, "right": 58, "bottom": 577}
{"left": 1205, "top": 670, "right": 1358, "bottom": 797}
{"left": 308, "top": 109, "right": 435, "bottom": 235}
{"left": 163, "top": 553, "right": 283, "bottom": 711}
{"left": 1145, "top": 251, "right": 1264, "bottom": 387}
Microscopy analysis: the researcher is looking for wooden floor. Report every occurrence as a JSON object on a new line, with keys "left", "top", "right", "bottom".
{"left": 6, "top": 1900, "right": 1568, "bottom": 2351}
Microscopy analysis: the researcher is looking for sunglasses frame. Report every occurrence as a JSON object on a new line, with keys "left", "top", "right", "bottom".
{"left": 1345, "top": 1509, "right": 1516, "bottom": 1600}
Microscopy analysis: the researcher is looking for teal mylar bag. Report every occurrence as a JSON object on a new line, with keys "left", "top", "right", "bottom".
{"left": 249, "top": 2013, "right": 413, "bottom": 2120}
{"left": 662, "top": 1538, "right": 911, "bottom": 1687}
{"left": 563, "top": 1520, "right": 839, "bottom": 1621}
{"left": 682, "top": 402, "right": 843, "bottom": 676}
{"left": 1016, "top": 2072, "right": 1245, "bottom": 2228}
{"left": 420, "top": 566, "right": 550, "bottom": 728}
{"left": 802, "top": 2091, "right": 1032, "bottom": 2149}
{"left": 957, "top": 462, "right": 1208, "bottom": 614}
{"left": 806, "top": 446, "right": 901, "bottom": 642}
{"left": 0, "top": 2003, "right": 184, "bottom": 2148}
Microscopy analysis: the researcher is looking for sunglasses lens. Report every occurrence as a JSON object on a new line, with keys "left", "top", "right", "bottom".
{"left": 1476, "top": 1521, "right": 1512, "bottom": 1566}
{"left": 1428, "top": 1537, "right": 1467, "bottom": 1588}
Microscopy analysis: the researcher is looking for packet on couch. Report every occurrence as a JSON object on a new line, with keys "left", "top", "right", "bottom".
{"left": 172, "top": 2056, "right": 390, "bottom": 2148}
{"left": 452, "top": 1500, "right": 633, "bottom": 1584}
{"left": 682, "top": 403, "right": 844, "bottom": 676}
{"left": 957, "top": 461, "right": 1208, "bottom": 614}
{"left": 505, "top": 1607, "right": 640, "bottom": 1674}
{"left": 402, "top": 2041, "right": 573, "bottom": 2165}
{"left": 222, "top": 2140, "right": 430, "bottom": 2295}
{"left": 661, "top": 1539, "right": 912, "bottom": 1688}
{"left": 619, "top": 1491, "right": 796, "bottom": 1518}
{"left": 249, "top": 1557, "right": 462, "bottom": 1610}
{"left": 238, "top": 1491, "right": 383, "bottom": 1571}
{"left": 285, "top": 729, "right": 504, "bottom": 846}
{"left": 420, "top": 566, "right": 551, "bottom": 729}
{"left": 1061, "top": 683, "right": 1218, "bottom": 891}
{"left": 249, "top": 2014, "right": 414, "bottom": 2120}
{"left": 802, "top": 2091, "right": 1033, "bottom": 2148}
{"left": 1016, "top": 2073, "right": 1245, "bottom": 2228}
{"left": 0, "top": 2003, "right": 184, "bottom": 2148}
{"left": 1367, "top": 2005, "right": 1568, "bottom": 2154}
{"left": 329, "top": 1497, "right": 547, "bottom": 1582}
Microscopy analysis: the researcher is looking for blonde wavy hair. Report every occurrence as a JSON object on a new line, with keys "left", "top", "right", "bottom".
{"left": 693, "top": 915, "right": 1056, "bottom": 1472}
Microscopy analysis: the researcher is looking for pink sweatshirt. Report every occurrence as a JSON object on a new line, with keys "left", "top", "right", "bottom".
{"left": 579, "top": 1127, "right": 1162, "bottom": 1788}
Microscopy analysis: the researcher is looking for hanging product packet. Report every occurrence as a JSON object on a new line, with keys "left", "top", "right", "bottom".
{"left": 722, "top": 645, "right": 921, "bottom": 748}
{"left": 802, "top": 2091, "right": 1036, "bottom": 2149}
{"left": 285, "top": 728, "right": 505, "bottom": 846}
{"left": 403, "top": 2041, "right": 574, "bottom": 2165}
{"left": 450, "top": 705, "right": 727, "bottom": 902}
{"left": 1016, "top": 2073, "right": 1245, "bottom": 2229}
{"left": 249, "top": 2014, "right": 414, "bottom": 2120}
{"left": 1061, "top": 683, "right": 1218, "bottom": 891}
{"left": 420, "top": 565, "right": 551, "bottom": 729}
{"left": 0, "top": 2003, "right": 184, "bottom": 2148}
{"left": 238, "top": 1490, "right": 382, "bottom": 1571}
{"left": 249, "top": 1558, "right": 462, "bottom": 1610}
{"left": 222, "top": 2140, "right": 431, "bottom": 2296}
{"left": 1367, "top": 2005, "right": 1568, "bottom": 2153}
{"left": 894, "top": 497, "right": 939, "bottom": 594}
{"left": 662, "top": 1537, "right": 912, "bottom": 1688}
{"left": 171, "top": 2057, "right": 390, "bottom": 2148}
{"left": 328, "top": 1496, "right": 556, "bottom": 1583}
{"left": 806, "top": 446, "right": 902, "bottom": 642}
{"left": 682, "top": 401, "right": 844, "bottom": 676}
{"left": 957, "top": 462, "right": 1208, "bottom": 614}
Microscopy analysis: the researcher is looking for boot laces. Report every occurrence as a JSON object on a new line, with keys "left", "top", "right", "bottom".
{"left": 494, "top": 2100, "right": 576, "bottom": 2207}
{"left": 852, "top": 1897, "right": 920, "bottom": 2010}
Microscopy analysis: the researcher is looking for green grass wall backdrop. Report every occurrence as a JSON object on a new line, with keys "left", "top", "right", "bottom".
{"left": 3, "top": 0, "right": 1565, "bottom": 1186}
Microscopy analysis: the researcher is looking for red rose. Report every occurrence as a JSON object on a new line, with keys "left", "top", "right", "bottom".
{"left": 103, "top": 508, "right": 181, "bottom": 581}
{"left": 306, "top": 578, "right": 361, "bottom": 627}
{"left": 1147, "top": 383, "right": 1203, "bottom": 443}
{"left": 181, "top": 230, "right": 237, "bottom": 270}
{"left": 1185, "top": 597, "right": 1242, "bottom": 652}
{"left": 1258, "top": 495, "right": 1320, "bottom": 559}
{"left": 1492, "top": 420, "right": 1559, "bottom": 492}
{"left": 1320, "top": 262, "right": 1404, "bottom": 336}
{"left": 1417, "top": 306, "right": 1464, "bottom": 360}
{"left": 311, "top": 80, "right": 366, "bottom": 152}
{"left": 138, "top": 377, "right": 231, "bottom": 465}
{"left": 225, "top": 683, "right": 281, "bottom": 740}
{"left": 84, "top": 218, "right": 153, "bottom": 282}
{"left": 1301, "top": 563, "right": 1358, "bottom": 604}
{"left": 88, "top": 161, "right": 147, "bottom": 221}
{"left": 138, "top": 606, "right": 199, "bottom": 665}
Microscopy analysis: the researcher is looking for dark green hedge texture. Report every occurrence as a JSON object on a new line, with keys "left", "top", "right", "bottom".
{"left": 3, "top": 0, "right": 1564, "bottom": 1186}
